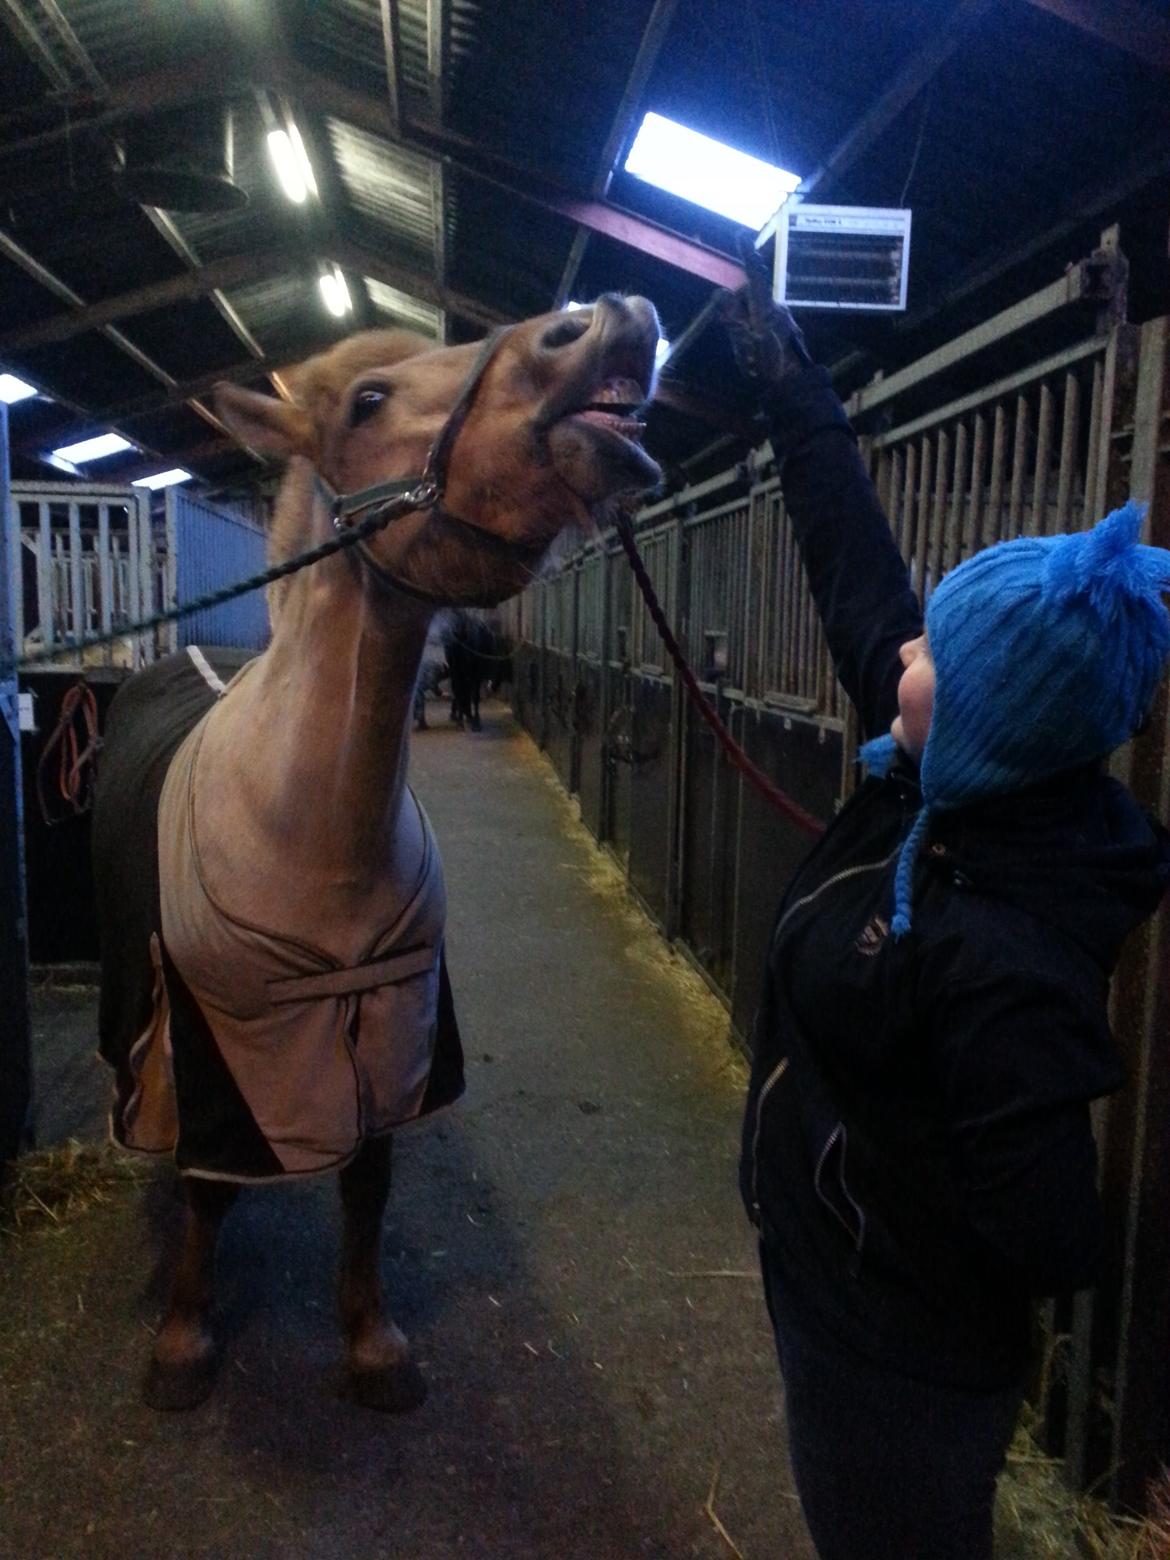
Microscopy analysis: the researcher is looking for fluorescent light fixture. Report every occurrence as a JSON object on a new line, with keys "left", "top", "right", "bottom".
{"left": 267, "top": 125, "right": 317, "bottom": 204}
{"left": 319, "top": 265, "right": 352, "bottom": 318}
{"left": 566, "top": 300, "right": 587, "bottom": 311}
{"left": 132, "top": 467, "right": 192, "bottom": 490}
{"left": 52, "top": 431, "right": 134, "bottom": 462}
{"left": 625, "top": 111, "right": 801, "bottom": 228}
{"left": 0, "top": 372, "right": 37, "bottom": 403}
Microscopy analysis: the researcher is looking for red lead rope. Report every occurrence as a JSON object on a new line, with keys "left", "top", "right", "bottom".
{"left": 614, "top": 515, "right": 826, "bottom": 838}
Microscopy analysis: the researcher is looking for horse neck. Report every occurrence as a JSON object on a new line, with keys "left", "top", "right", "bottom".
{"left": 211, "top": 548, "right": 432, "bottom": 885}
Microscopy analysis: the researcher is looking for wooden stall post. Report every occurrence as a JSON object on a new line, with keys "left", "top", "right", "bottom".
{"left": 0, "top": 402, "right": 32, "bottom": 1166}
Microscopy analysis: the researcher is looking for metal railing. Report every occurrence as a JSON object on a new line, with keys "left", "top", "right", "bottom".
{"left": 9, "top": 482, "right": 153, "bottom": 670}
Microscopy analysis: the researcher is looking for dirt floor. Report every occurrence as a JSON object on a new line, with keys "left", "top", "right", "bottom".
{"left": 3, "top": 700, "right": 1101, "bottom": 1559}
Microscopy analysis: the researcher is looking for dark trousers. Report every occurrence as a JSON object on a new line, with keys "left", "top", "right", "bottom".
{"left": 760, "top": 1242, "right": 1024, "bottom": 1560}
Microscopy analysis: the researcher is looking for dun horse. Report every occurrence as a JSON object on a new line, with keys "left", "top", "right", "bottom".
{"left": 94, "top": 296, "right": 662, "bottom": 1411}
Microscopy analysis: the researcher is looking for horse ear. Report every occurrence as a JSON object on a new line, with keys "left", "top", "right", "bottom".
{"left": 213, "top": 382, "right": 314, "bottom": 458}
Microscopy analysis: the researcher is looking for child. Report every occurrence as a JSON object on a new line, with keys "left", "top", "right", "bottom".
{"left": 722, "top": 259, "right": 1170, "bottom": 1559}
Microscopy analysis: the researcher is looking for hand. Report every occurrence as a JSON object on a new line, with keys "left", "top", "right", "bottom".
{"left": 720, "top": 233, "right": 813, "bottom": 386}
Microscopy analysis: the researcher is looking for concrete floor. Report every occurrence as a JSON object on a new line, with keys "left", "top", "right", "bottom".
{"left": 2, "top": 703, "right": 814, "bottom": 1560}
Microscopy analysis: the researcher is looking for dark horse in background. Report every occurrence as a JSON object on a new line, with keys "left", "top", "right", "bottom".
{"left": 443, "top": 610, "right": 512, "bottom": 731}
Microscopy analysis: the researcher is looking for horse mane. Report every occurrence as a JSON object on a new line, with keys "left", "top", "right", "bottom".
{"left": 266, "top": 330, "right": 435, "bottom": 614}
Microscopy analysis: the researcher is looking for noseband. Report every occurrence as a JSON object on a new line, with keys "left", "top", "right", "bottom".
{"left": 313, "top": 324, "right": 548, "bottom": 610}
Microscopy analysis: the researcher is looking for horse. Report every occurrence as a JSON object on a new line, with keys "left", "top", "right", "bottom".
{"left": 443, "top": 609, "right": 502, "bottom": 731}
{"left": 92, "top": 296, "right": 661, "bottom": 1413}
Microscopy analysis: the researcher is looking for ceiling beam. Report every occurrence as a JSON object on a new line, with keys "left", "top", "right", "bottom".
{"left": 545, "top": 200, "right": 743, "bottom": 290}
{"left": 286, "top": 64, "right": 746, "bottom": 291}
{"left": 1023, "top": 0, "right": 1170, "bottom": 73}
{"left": 780, "top": 0, "right": 996, "bottom": 215}
{"left": 554, "top": 0, "right": 680, "bottom": 307}
{"left": 426, "top": 0, "right": 448, "bottom": 126}
{"left": 143, "top": 207, "right": 268, "bottom": 362}
{"left": 327, "top": 238, "right": 513, "bottom": 329}
{"left": 0, "top": 246, "right": 305, "bottom": 355}
{"left": 0, "top": 0, "right": 72, "bottom": 90}
{"left": 897, "top": 134, "right": 1170, "bottom": 338}
{"left": 0, "top": 9, "right": 259, "bottom": 462}
{"left": 425, "top": 0, "right": 447, "bottom": 340}
{"left": 379, "top": 0, "right": 403, "bottom": 136}
{"left": 30, "top": 0, "right": 105, "bottom": 92}
{"left": 96, "top": 355, "right": 316, "bottom": 425}
{"left": 0, "top": 53, "right": 745, "bottom": 298}
{"left": 0, "top": 55, "right": 259, "bottom": 161}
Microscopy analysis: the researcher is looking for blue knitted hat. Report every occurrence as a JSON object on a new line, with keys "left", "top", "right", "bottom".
{"left": 867, "top": 501, "right": 1170, "bottom": 936}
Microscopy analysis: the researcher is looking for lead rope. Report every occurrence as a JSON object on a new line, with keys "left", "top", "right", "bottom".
{"left": 36, "top": 678, "right": 101, "bottom": 824}
{"left": 613, "top": 512, "right": 825, "bottom": 836}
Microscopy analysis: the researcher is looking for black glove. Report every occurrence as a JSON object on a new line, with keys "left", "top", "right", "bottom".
{"left": 720, "top": 233, "right": 813, "bottom": 387}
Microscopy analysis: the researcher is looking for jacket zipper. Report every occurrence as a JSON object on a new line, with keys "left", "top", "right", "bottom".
{"left": 749, "top": 846, "right": 901, "bottom": 1230}
{"left": 772, "top": 846, "right": 902, "bottom": 946}
{"left": 749, "top": 1057, "right": 789, "bottom": 1224}
{"left": 813, "top": 1122, "right": 866, "bottom": 1254}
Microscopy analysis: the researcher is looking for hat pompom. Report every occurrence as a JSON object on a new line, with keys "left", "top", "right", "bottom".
{"left": 1042, "top": 502, "right": 1170, "bottom": 628}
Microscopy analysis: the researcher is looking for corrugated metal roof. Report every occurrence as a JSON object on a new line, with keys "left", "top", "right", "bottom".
{"left": 301, "top": 0, "right": 432, "bottom": 124}
{"left": 327, "top": 117, "right": 435, "bottom": 260}
{"left": 225, "top": 271, "right": 322, "bottom": 343}
{"left": 46, "top": 0, "right": 215, "bottom": 85}
{"left": 364, "top": 278, "right": 441, "bottom": 336}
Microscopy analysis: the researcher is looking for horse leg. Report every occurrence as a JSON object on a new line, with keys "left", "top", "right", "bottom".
{"left": 143, "top": 1177, "right": 238, "bottom": 1410}
{"left": 338, "top": 1134, "right": 427, "bottom": 1411}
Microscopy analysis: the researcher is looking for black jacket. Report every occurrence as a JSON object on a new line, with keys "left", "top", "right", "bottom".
{"left": 741, "top": 367, "right": 1170, "bottom": 1390}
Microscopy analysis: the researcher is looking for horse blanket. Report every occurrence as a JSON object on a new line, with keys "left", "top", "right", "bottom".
{"left": 95, "top": 647, "right": 465, "bottom": 1183}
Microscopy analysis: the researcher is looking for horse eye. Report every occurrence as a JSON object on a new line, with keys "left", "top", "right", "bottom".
{"left": 542, "top": 316, "right": 589, "bottom": 350}
{"left": 350, "top": 387, "right": 387, "bottom": 426}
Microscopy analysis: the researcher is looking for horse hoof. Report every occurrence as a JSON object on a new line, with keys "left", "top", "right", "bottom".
{"left": 142, "top": 1352, "right": 218, "bottom": 1412}
{"left": 347, "top": 1358, "right": 428, "bottom": 1413}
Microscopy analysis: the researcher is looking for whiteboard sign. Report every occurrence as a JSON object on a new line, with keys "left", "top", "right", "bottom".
{"left": 774, "top": 204, "right": 911, "bottom": 312}
{"left": 19, "top": 691, "right": 36, "bottom": 732}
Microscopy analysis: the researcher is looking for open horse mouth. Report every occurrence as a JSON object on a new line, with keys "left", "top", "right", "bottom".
{"left": 542, "top": 297, "right": 661, "bottom": 499}
{"left": 568, "top": 376, "right": 649, "bottom": 442}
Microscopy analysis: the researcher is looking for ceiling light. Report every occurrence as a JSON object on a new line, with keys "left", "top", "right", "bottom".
{"left": 319, "top": 265, "right": 352, "bottom": 318}
{"left": 655, "top": 336, "right": 671, "bottom": 367}
{"left": 132, "top": 468, "right": 192, "bottom": 490}
{"left": 267, "top": 125, "right": 317, "bottom": 203}
{"left": 625, "top": 111, "right": 801, "bottom": 229}
{"left": 52, "top": 432, "right": 134, "bottom": 462}
{"left": 0, "top": 372, "right": 37, "bottom": 404}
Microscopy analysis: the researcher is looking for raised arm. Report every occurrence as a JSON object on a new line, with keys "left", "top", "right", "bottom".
{"left": 723, "top": 260, "right": 922, "bottom": 740}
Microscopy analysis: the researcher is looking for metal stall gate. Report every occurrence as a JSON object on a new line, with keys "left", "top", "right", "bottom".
{"left": 9, "top": 480, "right": 154, "bottom": 671}
{"left": 9, "top": 481, "right": 269, "bottom": 963}
{"left": 512, "top": 239, "right": 1170, "bottom": 1511}
{"left": 164, "top": 487, "right": 269, "bottom": 651}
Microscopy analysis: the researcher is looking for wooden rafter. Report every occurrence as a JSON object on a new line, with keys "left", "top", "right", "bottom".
{"left": 380, "top": 0, "right": 403, "bottom": 136}
{"left": 756, "top": 0, "right": 996, "bottom": 239}
{"left": 1024, "top": 0, "right": 1170, "bottom": 74}
{"left": 0, "top": 247, "right": 305, "bottom": 355}
{"left": 285, "top": 64, "right": 745, "bottom": 292}
{"left": 554, "top": 0, "right": 680, "bottom": 307}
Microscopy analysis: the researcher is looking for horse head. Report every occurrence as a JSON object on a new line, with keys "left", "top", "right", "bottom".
{"left": 214, "top": 295, "right": 662, "bottom": 614}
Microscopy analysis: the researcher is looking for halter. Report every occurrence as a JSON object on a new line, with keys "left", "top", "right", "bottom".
{"left": 313, "top": 324, "right": 548, "bottom": 610}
